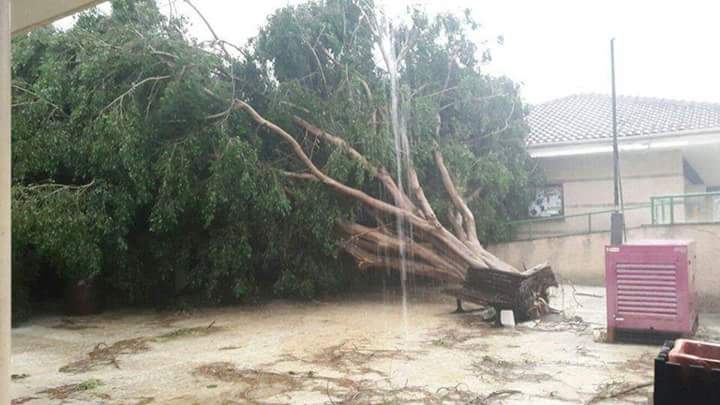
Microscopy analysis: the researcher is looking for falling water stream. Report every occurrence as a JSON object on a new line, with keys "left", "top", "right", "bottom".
{"left": 378, "top": 14, "right": 410, "bottom": 339}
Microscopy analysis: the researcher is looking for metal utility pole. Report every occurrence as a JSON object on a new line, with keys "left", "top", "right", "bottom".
{"left": 611, "top": 39, "right": 620, "bottom": 209}
{"left": 610, "top": 38, "right": 624, "bottom": 244}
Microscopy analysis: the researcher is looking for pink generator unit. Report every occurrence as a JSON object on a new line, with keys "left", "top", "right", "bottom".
{"left": 605, "top": 240, "right": 698, "bottom": 342}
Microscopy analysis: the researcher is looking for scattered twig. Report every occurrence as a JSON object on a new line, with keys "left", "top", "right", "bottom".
{"left": 326, "top": 380, "right": 337, "bottom": 405}
{"left": 585, "top": 382, "right": 652, "bottom": 404}
{"left": 11, "top": 84, "right": 68, "bottom": 117}
{"left": 99, "top": 76, "right": 171, "bottom": 115}
{"left": 182, "top": 0, "right": 237, "bottom": 124}
{"left": 561, "top": 278, "right": 584, "bottom": 308}
{"left": 462, "top": 100, "right": 517, "bottom": 145}
{"left": 59, "top": 338, "right": 150, "bottom": 373}
{"left": 576, "top": 292, "right": 603, "bottom": 298}
{"left": 473, "top": 389, "right": 522, "bottom": 404}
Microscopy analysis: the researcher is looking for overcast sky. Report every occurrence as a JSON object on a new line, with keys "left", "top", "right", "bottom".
{"left": 83, "top": 0, "right": 720, "bottom": 105}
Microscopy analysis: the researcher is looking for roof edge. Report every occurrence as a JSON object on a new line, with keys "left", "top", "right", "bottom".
{"left": 530, "top": 93, "right": 720, "bottom": 109}
{"left": 528, "top": 127, "right": 720, "bottom": 158}
{"left": 527, "top": 127, "right": 720, "bottom": 150}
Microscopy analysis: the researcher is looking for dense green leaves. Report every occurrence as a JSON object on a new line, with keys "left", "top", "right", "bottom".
{"left": 252, "top": 0, "right": 540, "bottom": 242}
{"left": 10, "top": 1, "right": 334, "bottom": 321}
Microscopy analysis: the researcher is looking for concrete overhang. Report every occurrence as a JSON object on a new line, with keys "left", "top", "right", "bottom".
{"left": 11, "top": 0, "right": 106, "bottom": 35}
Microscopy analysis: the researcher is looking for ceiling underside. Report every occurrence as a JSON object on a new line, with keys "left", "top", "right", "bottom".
{"left": 11, "top": 0, "right": 105, "bottom": 35}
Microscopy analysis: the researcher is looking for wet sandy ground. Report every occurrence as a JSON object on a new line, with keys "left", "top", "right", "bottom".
{"left": 10, "top": 285, "right": 720, "bottom": 404}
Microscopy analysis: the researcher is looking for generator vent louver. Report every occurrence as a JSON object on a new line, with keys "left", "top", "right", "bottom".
{"left": 616, "top": 263, "right": 678, "bottom": 317}
{"left": 605, "top": 241, "right": 697, "bottom": 342}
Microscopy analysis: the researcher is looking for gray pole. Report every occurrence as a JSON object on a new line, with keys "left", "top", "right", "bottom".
{"left": 611, "top": 39, "right": 620, "bottom": 209}
{"left": 610, "top": 38, "right": 624, "bottom": 244}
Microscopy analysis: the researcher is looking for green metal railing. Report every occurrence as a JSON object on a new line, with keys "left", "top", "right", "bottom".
{"left": 507, "top": 205, "right": 648, "bottom": 241}
{"left": 651, "top": 191, "right": 720, "bottom": 225}
{"left": 507, "top": 191, "right": 720, "bottom": 241}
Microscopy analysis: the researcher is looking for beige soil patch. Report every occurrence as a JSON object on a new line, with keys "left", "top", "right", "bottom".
{"left": 11, "top": 287, "right": 682, "bottom": 404}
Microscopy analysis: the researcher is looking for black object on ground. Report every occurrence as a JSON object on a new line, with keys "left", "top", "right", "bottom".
{"left": 654, "top": 340, "right": 720, "bottom": 405}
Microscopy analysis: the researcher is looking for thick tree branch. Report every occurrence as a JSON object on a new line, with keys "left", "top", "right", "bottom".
{"left": 407, "top": 165, "right": 441, "bottom": 227}
{"left": 233, "top": 98, "right": 507, "bottom": 273}
{"left": 341, "top": 240, "right": 463, "bottom": 282}
{"left": 392, "top": 114, "right": 439, "bottom": 226}
{"left": 433, "top": 147, "right": 482, "bottom": 250}
{"left": 338, "top": 222, "right": 465, "bottom": 278}
{"left": 447, "top": 209, "right": 467, "bottom": 241}
{"left": 293, "top": 116, "right": 415, "bottom": 211}
{"left": 234, "top": 100, "right": 429, "bottom": 227}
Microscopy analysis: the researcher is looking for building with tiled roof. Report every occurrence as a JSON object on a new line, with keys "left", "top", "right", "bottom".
{"left": 518, "top": 94, "right": 720, "bottom": 230}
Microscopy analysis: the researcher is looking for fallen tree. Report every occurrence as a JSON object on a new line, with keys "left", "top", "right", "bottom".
{"left": 231, "top": 99, "right": 556, "bottom": 319}
{"left": 11, "top": 0, "right": 555, "bottom": 320}
{"left": 189, "top": 0, "right": 558, "bottom": 319}
{"left": 233, "top": 99, "right": 508, "bottom": 281}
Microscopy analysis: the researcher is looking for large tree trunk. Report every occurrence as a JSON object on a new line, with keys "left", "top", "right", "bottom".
{"left": 232, "top": 100, "right": 557, "bottom": 320}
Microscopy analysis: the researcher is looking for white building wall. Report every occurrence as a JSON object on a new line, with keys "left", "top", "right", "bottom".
{"left": 515, "top": 149, "right": 686, "bottom": 238}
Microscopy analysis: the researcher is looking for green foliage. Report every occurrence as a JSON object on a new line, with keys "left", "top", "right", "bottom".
{"left": 252, "top": 0, "right": 541, "bottom": 243}
{"left": 11, "top": 1, "right": 266, "bottom": 315}
{"left": 11, "top": 0, "right": 539, "bottom": 322}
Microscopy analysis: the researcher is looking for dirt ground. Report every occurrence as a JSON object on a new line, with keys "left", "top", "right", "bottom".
{"left": 10, "top": 285, "right": 720, "bottom": 404}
